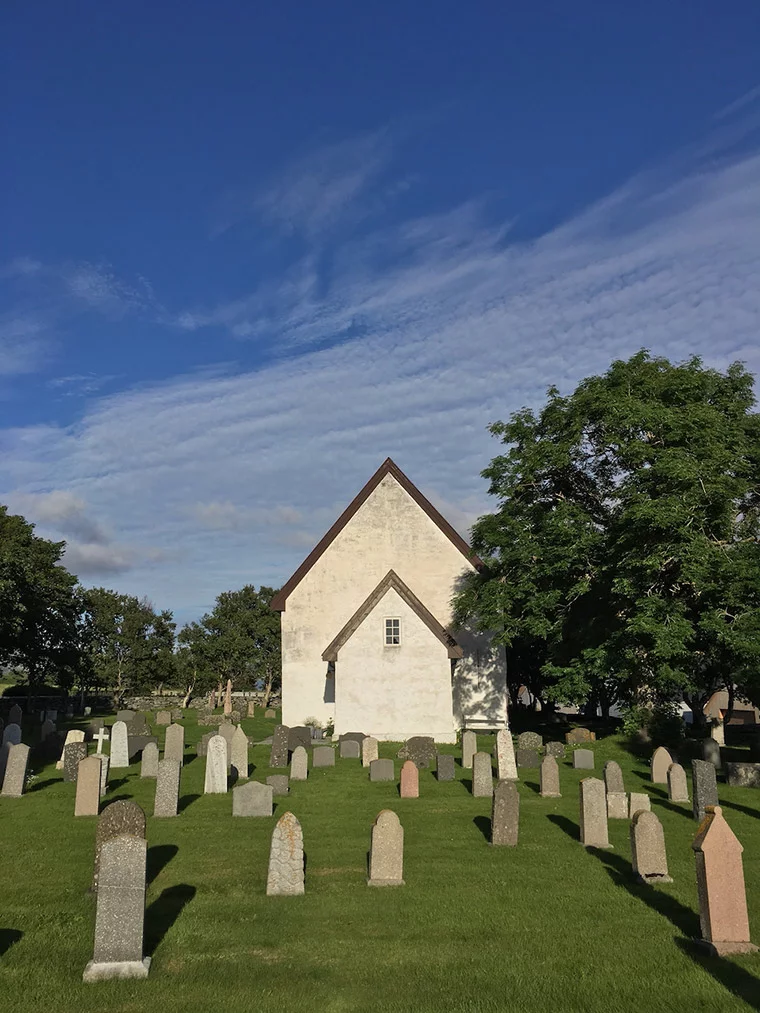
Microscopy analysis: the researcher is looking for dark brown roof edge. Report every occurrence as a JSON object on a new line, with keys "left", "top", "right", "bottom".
{"left": 271, "top": 457, "right": 482, "bottom": 611}
{"left": 322, "top": 569, "right": 463, "bottom": 661}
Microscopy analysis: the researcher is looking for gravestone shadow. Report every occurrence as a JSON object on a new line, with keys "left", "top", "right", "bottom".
{"left": 27, "top": 778, "right": 60, "bottom": 793}
{"left": 105, "top": 793, "right": 134, "bottom": 803}
{"left": 547, "top": 814, "right": 579, "bottom": 841}
{"left": 524, "top": 781, "right": 540, "bottom": 794}
{"left": 719, "top": 798, "right": 760, "bottom": 821}
{"left": 473, "top": 815, "right": 491, "bottom": 842}
{"left": 144, "top": 885, "right": 196, "bottom": 957}
{"left": 0, "top": 929, "right": 22, "bottom": 955}
{"left": 632, "top": 770, "right": 652, "bottom": 782}
{"left": 648, "top": 787, "right": 693, "bottom": 819}
{"left": 107, "top": 777, "right": 130, "bottom": 790}
{"left": 178, "top": 793, "right": 201, "bottom": 813}
{"left": 146, "top": 844, "right": 179, "bottom": 885}
{"left": 461, "top": 778, "right": 473, "bottom": 793}
{"left": 675, "top": 938, "right": 760, "bottom": 1012}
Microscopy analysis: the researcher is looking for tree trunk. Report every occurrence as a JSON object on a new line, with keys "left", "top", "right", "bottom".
{"left": 182, "top": 681, "right": 195, "bottom": 709}
{"left": 726, "top": 682, "right": 736, "bottom": 726}
{"left": 262, "top": 668, "right": 274, "bottom": 709}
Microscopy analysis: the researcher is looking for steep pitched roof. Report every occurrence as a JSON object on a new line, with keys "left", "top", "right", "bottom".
{"left": 270, "top": 457, "right": 482, "bottom": 611}
{"left": 321, "top": 569, "right": 463, "bottom": 661}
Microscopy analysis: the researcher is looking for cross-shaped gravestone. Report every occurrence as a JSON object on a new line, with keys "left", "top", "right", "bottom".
{"left": 93, "top": 727, "right": 110, "bottom": 754}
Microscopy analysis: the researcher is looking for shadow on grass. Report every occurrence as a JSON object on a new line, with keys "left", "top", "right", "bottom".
{"left": 178, "top": 793, "right": 201, "bottom": 813}
{"left": 547, "top": 814, "right": 579, "bottom": 841}
{"left": 27, "top": 778, "right": 60, "bottom": 792}
{"left": 106, "top": 793, "right": 134, "bottom": 803}
{"left": 675, "top": 939, "right": 760, "bottom": 1011}
{"left": 144, "top": 884, "right": 196, "bottom": 957}
{"left": 632, "top": 770, "right": 653, "bottom": 782}
{"left": 107, "top": 777, "right": 130, "bottom": 790}
{"left": 146, "top": 844, "right": 179, "bottom": 885}
{"left": 648, "top": 787, "right": 694, "bottom": 819}
{"left": 524, "top": 781, "right": 540, "bottom": 794}
{"left": 719, "top": 798, "right": 760, "bottom": 821}
{"left": 473, "top": 815, "right": 491, "bottom": 842}
{"left": 0, "top": 929, "right": 22, "bottom": 955}
{"left": 461, "top": 779, "right": 473, "bottom": 793}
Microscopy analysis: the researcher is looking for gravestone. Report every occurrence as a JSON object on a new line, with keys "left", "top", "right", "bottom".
{"left": 83, "top": 834, "right": 150, "bottom": 981}
{"left": 130, "top": 713, "right": 150, "bottom": 736}
{"left": 650, "top": 746, "right": 673, "bottom": 784}
{"left": 231, "top": 726, "right": 249, "bottom": 780}
{"left": 540, "top": 755, "right": 561, "bottom": 798}
{"left": 495, "top": 729, "right": 518, "bottom": 780}
{"left": 223, "top": 679, "right": 232, "bottom": 716}
{"left": 265, "top": 709, "right": 276, "bottom": 719}
{"left": 9, "top": 703, "right": 23, "bottom": 726}
{"left": 725, "top": 762, "right": 760, "bottom": 788}
{"left": 92, "top": 801, "right": 146, "bottom": 893}
{"left": 266, "top": 812, "right": 305, "bottom": 896}
{"left": 572, "top": 749, "right": 594, "bottom": 770}
{"left": 290, "top": 745, "right": 308, "bottom": 781}
{"left": 233, "top": 780, "right": 273, "bottom": 816}
{"left": 64, "top": 741, "right": 88, "bottom": 782}
{"left": 515, "top": 748, "right": 540, "bottom": 769}
{"left": 46, "top": 709, "right": 58, "bottom": 722}
{"left": 362, "top": 736, "right": 379, "bottom": 767}
{"left": 140, "top": 742, "right": 159, "bottom": 778}
{"left": 266, "top": 774, "right": 289, "bottom": 795}
{"left": 109, "top": 721, "right": 130, "bottom": 768}
{"left": 313, "top": 746, "right": 335, "bottom": 767}
{"left": 97, "top": 754, "right": 110, "bottom": 797}
{"left": 75, "top": 756, "right": 102, "bottom": 816}
{"left": 491, "top": 779, "right": 519, "bottom": 846}
{"left": 461, "top": 730, "right": 477, "bottom": 769}
{"left": 517, "top": 731, "right": 542, "bottom": 752}
{"left": 204, "top": 735, "right": 228, "bottom": 794}
{"left": 368, "top": 810, "right": 405, "bottom": 886}
{"left": 566, "top": 727, "right": 595, "bottom": 744}
{"left": 247, "top": 700, "right": 256, "bottom": 718}
{"left": 56, "top": 728, "right": 84, "bottom": 769}
{"left": 397, "top": 736, "right": 436, "bottom": 769}
{"left": 607, "top": 792, "right": 628, "bottom": 819}
{"left": 164, "top": 723, "right": 185, "bottom": 765}
{"left": 436, "top": 754, "right": 455, "bottom": 782}
{"left": 93, "top": 726, "right": 109, "bottom": 754}
{"left": 116, "top": 710, "right": 136, "bottom": 724}
{"left": 631, "top": 810, "right": 671, "bottom": 883}
{"left": 701, "top": 738, "right": 722, "bottom": 769}
{"left": 579, "top": 777, "right": 611, "bottom": 848}
{"left": 472, "top": 752, "right": 494, "bottom": 797}
{"left": 603, "top": 760, "right": 625, "bottom": 795}
{"left": 196, "top": 732, "right": 213, "bottom": 758}
{"left": 400, "top": 760, "right": 419, "bottom": 798}
{"left": 288, "top": 726, "right": 312, "bottom": 752}
{"left": 269, "top": 724, "right": 290, "bottom": 767}
{"left": 218, "top": 722, "right": 235, "bottom": 765}
{"left": 692, "top": 760, "right": 719, "bottom": 822}
{"left": 41, "top": 718, "right": 56, "bottom": 741}
{"left": 692, "top": 806, "right": 758, "bottom": 955}
{"left": 545, "top": 741, "right": 565, "bottom": 759}
{"left": 153, "top": 758, "right": 181, "bottom": 818}
{"left": 1, "top": 742, "right": 30, "bottom": 797}
{"left": 370, "top": 758, "right": 395, "bottom": 782}
{"left": 667, "top": 763, "right": 689, "bottom": 802}
{"left": 156, "top": 710, "right": 171, "bottom": 726}
{"left": 127, "top": 735, "right": 158, "bottom": 763}
{"left": 340, "top": 739, "right": 361, "bottom": 759}
{"left": 629, "top": 793, "right": 651, "bottom": 818}
{"left": 338, "top": 732, "right": 367, "bottom": 745}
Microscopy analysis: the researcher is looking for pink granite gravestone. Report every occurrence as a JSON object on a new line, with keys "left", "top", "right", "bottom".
{"left": 399, "top": 760, "right": 419, "bottom": 798}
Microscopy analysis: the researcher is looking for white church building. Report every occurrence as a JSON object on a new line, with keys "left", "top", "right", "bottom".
{"left": 272, "top": 458, "right": 508, "bottom": 742}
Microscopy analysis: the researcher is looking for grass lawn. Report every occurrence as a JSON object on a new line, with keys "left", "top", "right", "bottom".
{"left": 1, "top": 712, "right": 759, "bottom": 1013}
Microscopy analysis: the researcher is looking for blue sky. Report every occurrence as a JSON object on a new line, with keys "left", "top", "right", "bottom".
{"left": 2, "top": 2, "right": 760, "bottom": 626}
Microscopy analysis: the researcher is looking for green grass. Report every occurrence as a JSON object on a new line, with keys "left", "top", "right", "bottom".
{"left": 1, "top": 714, "right": 759, "bottom": 1013}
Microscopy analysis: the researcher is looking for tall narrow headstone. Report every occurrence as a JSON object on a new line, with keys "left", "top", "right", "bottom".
{"left": 269, "top": 724, "right": 290, "bottom": 767}
{"left": 218, "top": 722, "right": 235, "bottom": 766}
{"left": 290, "top": 745, "right": 308, "bottom": 781}
{"left": 92, "top": 801, "right": 146, "bottom": 893}
{"left": 266, "top": 811, "right": 305, "bottom": 896}
{"left": 233, "top": 780, "right": 273, "bottom": 816}
{"left": 8, "top": 703, "right": 23, "bottom": 726}
{"left": 109, "top": 721, "right": 130, "bottom": 768}
{"left": 55, "top": 728, "right": 84, "bottom": 770}
{"left": 247, "top": 700, "right": 256, "bottom": 718}
{"left": 472, "top": 752, "right": 494, "bottom": 797}
{"left": 631, "top": 810, "right": 671, "bottom": 883}
{"left": 650, "top": 746, "right": 673, "bottom": 784}
{"left": 140, "top": 742, "right": 159, "bottom": 778}
{"left": 368, "top": 810, "right": 405, "bottom": 886}
{"left": 494, "top": 728, "right": 518, "bottom": 781}
{"left": 75, "top": 756, "right": 102, "bottom": 816}
{"left": 164, "top": 723, "right": 185, "bottom": 765}
{"left": 362, "top": 736, "right": 379, "bottom": 768}
{"left": 83, "top": 834, "right": 150, "bottom": 981}
{"left": 461, "top": 730, "right": 477, "bottom": 769}
{"left": 223, "top": 678, "right": 233, "bottom": 716}
{"left": 41, "top": 718, "right": 56, "bottom": 741}
{"left": 692, "top": 760, "right": 719, "bottom": 822}
{"left": 579, "top": 777, "right": 611, "bottom": 848}
{"left": 603, "top": 760, "right": 625, "bottom": 795}
{"left": 204, "top": 735, "right": 228, "bottom": 794}
{"left": 97, "top": 754, "right": 110, "bottom": 797}
{"left": 0, "top": 742, "right": 30, "bottom": 797}
{"left": 701, "top": 738, "right": 722, "bottom": 769}
{"left": 64, "top": 741, "right": 88, "bottom": 782}
{"left": 399, "top": 760, "right": 419, "bottom": 798}
{"left": 153, "top": 758, "right": 181, "bottom": 817}
{"left": 436, "top": 753, "right": 455, "bottom": 781}
{"left": 231, "top": 726, "right": 249, "bottom": 780}
{"left": 667, "top": 763, "right": 689, "bottom": 803}
{"left": 539, "top": 755, "right": 561, "bottom": 798}
{"left": 491, "top": 780, "right": 519, "bottom": 846}
{"left": 692, "top": 806, "right": 758, "bottom": 955}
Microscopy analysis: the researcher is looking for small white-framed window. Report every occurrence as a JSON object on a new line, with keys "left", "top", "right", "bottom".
{"left": 384, "top": 617, "right": 401, "bottom": 646}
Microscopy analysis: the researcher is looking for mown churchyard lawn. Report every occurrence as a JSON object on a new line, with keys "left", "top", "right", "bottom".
{"left": 1, "top": 711, "right": 759, "bottom": 1013}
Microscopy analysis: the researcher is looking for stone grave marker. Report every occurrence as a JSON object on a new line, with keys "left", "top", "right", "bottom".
{"left": 572, "top": 749, "right": 594, "bottom": 770}
{"left": 92, "top": 801, "right": 146, "bottom": 893}
{"left": 340, "top": 739, "right": 361, "bottom": 759}
{"left": 140, "top": 742, "right": 159, "bottom": 778}
{"left": 494, "top": 729, "right": 518, "bottom": 780}
{"left": 46, "top": 709, "right": 58, "bottom": 722}
{"left": 607, "top": 792, "right": 628, "bottom": 819}
{"left": 517, "top": 731, "right": 542, "bottom": 751}
{"left": 692, "top": 760, "right": 719, "bottom": 822}
{"left": 692, "top": 806, "right": 758, "bottom": 955}
{"left": 93, "top": 726, "right": 109, "bottom": 754}
{"left": 540, "top": 755, "right": 561, "bottom": 798}
{"left": 223, "top": 679, "right": 233, "bottom": 716}
{"left": 667, "top": 763, "right": 689, "bottom": 802}
{"left": 164, "top": 723, "right": 185, "bottom": 765}
{"left": 515, "top": 748, "right": 540, "bottom": 769}
{"left": 127, "top": 734, "right": 158, "bottom": 763}
{"left": 246, "top": 700, "right": 256, "bottom": 718}
{"left": 628, "top": 792, "right": 651, "bottom": 818}
{"left": 603, "top": 760, "right": 625, "bottom": 795}
{"left": 461, "top": 730, "right": 477, "bottom": 769}
{"left": 233, "top": 780, "right": 273, "bottom": 816}
{"left": 491, "top": 779, "right": 519, "bottom": 846}
{"left": 231, "top": 726, "right": 249, "bottom": 780}
{"left": 218, "top": 722, "right": 235, "bottom": 765}
{"left": 370, "top": 758, "right": 395, "bottom": 782}
{"left": 566, "top": 727, "right": 595, "bottom": 744}
{"left": 368, "top": 810, "right": 404, "bottom": 886}
{"left": 545, "top": 741, "right": 565, "bottom": 759}
{"left": 362, "top": 736, "right": 379, "bottom": 767}
{"left": 156, "top": 710, "right": 171, "bottom": 726}
{"left": 288, "top": 727, "right": 312, "bottom": 752}
{"left": 1, "top": 742, "right": 30, "bottom": 797}
{"left": 97, "top": 754, "right": 110, "bottom": 797}
{"left": 725, "top": 762, "right": 760, "bottom": 788}
{"left": 266, "top": 811, "right": 304, "bottom": 896}
{"left": 579, "top": 777, "right": 611, "bottom": 848}
{"left": 109, "top": 721, "right": 130, "bottom": 768}
{"left": 8, "top": 703, "right": 23, "bottom": 726}
{"left": 472, "top": 752, "right": 494, "bottom": 797}
{"left": 64, "top": 741, "right": 88, "bottom": 782}
{"left": 41, "top": 718, "right": 56, "bottom": 741}
{"left": 83, "top": 834, "right": 150, "bottom": 981}
{"left": 400, "top": 760, "right": 419, "bottom": 798}
{"left": 313, "top": 746, "right": 335, "bottom": 767}
{"left": 56, "top": 728, "right": 84, "bottom": 769}
{"left": 650, "top": 746, "right": 673, "bottom": 784}
{"left": 701, "top": 738, "right": 722, "bottom": 769}
{"left": 196, "top": 732, "right": 213, "bottom": 758}
{"left": 290, "top": 745, "right": 308, "bottom": 781}
{"left": 75, "top": 756, "right": 102, "bottom": 816}
{"left": 265, "top": 708, "right": 276, "bottom": 719}
{"left": 436, "top": 754, "right": 455, "bottom": 781}
{"left": 266, "top": 774, "right": 289, "bottom": 795}
{"left": 204, "top": 735, "right": 228, "bottom": 794}
{"left": 339, "top": 731, "right": 367, "bottom": 745}
{"left": 397, "top": 736, "right": 436, "bottom": 769}
{"left": 631, "top": 810, "right": 671, "bottom": 883}
{"left": 116, "top": 709, "right": 136, "bottom": 724}
{"left": 154, "top": 758, "right": 181, "bottom": 818}
{"left": 269, "top": 724, "right": 290, "bottom": 767}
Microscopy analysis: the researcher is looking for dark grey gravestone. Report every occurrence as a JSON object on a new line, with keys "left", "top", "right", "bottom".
{"left": 369, "top": 758, "right": 395, "bottom": 782}
{"left": 517, "top": 731, "right": 543, "bottom": 751}
{"left": 269, "top": 724, "right": 290, "bottom": 767}
{"left": 92, "top": 800, "right": 146, "bottom": 893}
{"left": 130, "top": 712, "right": 150, "bottom": 736}
{"left": 339, "top": 732, "right": 367, "bottom": 746}
{"left": 233, "top": 780, "right": 273, "bottom": 816}
{"left": 288, "top": 726, "right": 312, "bottom": 752}
{"left": 491, "top": 779, "right": 519, "bottom": 846}
{"left": 83, "top": 834, "right": 149, "bottom": 981}
{"left": 545, "top": 741, "right": 565, "bottom": 759}
{"left": 573, "top": 749, "right": 595, "bottom": 770}
{"left": 196, "top": 732, "right": 214, "bottom": 758}
{"left": 64, "top": 741, "right": 88, "bottom": 782}
{"left": 725, "top": 762, "right": 760, "bottom": 789}
{"left": 515, "top": 748, "right": 540, "bottom": 768}
{"left": 397, "top": 736, "right": 437, "bottom": 769}
{"left": 115, "top": 710, "right": 136, "bottom": 724}
{"left": 8, "top": 703, "right": 23, "bottom": 726}
{"left": 266, "top": 774, "right": 289, "bottom": 795}
{"left": 701, "top": 738, "right": 722, "bottom": 768}
{"left": 127, "top": 735, "right": 159, "bottom": 762}
{"left": 436, "top": 754, "right": 455, "bottom": 781}
{"left": 153, "top": 759, "right": 180, "bottom": 817}
{"left": 313, "top": 746, "right": 335, "bottom": 767}
{"left": 692, "top": 759, "right": 719, "bottom": 821}
{"left": 340, "top": 739, "right": 361, "bottom": 759}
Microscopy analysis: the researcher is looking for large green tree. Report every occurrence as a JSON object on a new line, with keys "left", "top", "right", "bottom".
{"left": 454, "top": 351, "right": 760, "bottom": 718}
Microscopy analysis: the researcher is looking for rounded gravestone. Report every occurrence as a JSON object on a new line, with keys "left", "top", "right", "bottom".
{"left": 517, "top": 731, "right": 543, "bottom": 752}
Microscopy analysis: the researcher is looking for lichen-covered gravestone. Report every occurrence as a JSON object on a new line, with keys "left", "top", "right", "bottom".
{"left": 290, "top": 745, "right": 308, "bottom": 781}
{"left": 231, "top": 726, "right": 249, "bottom": 780}
{"left": 204, "top": 735, "right": 228, "bottom": 794}
{"left": 164, "top": 723, "right": 185, "bottom": 765}
{"left": 313, "top": 746, "right": 335, "bottom": 767}
{"left": 92, "top": 801, "right": 146, "bottom": 893}
{"left": 472, "top": 752, "right": 494, "bottom": 797}
{"left": 218, "top": 722, "right": 235, "bottom": 766}
{"left": 667, "top": 763, "right": 689, "bottom": 802}
{"left": 545, "top": 741, "right": 565, "bottom": 759}
{"left": 155, "top": 710, "right": 171, "bottom": 726}
{"left": 629, "top": 793, "right": 651, "bottom": 818}
{"left": 539, "top": 755, "right": 561, "bottom": 798}
{"left": 566, "top": 727, "right": 595, "bottom": 745}
{"left": 397, "top": 736, "right": 436, "bottom": 769}
{"left": 97, "top": 754, "right": 110, "bottom": 798}
{"left": 399, "top": 760, "right": 419, "bottom": 798}
{"left": 1, "top": 742, "right": 30, "bottom": 798}
{"left": 725, "top": 763, "right": 760, "bottom": 788}
{"left": 266, "top": 811, "right": 305, "bottom": 896}
{"left": 491, "top": 780, "right": 519, "bottom": 846}
{"left": 140, "top": 742, "right": 159, "bottom": 778}
{"left": 362, "top": 736, "right": 379, "bottom": 767}
{"left": 153, "top": 758, "right": 181, "bottom": 817}
{"left": 572, "top": 749, "right": 594, "bottom": 770}
{"left": 75, "top": 756, "right": 102, "bottom": 816}
{"left": 233, "top": 780, "right": 273, "bottom": 816}
{"left": 461, "top": 730, "right": 477, "bottom": 770}
{"left": 607, "top": 792, "right": 628, "bottom": 819}
{"left": 109, "top": 721, "right": 130, "bottom": 768}
{"left": 631, "top": 810, "right": 671, "bottom": 883}
{"left": 64, "top": 741, "right": 88, "bottom": 782}
{"left": 692, "top": 760, "right": 719, "bottom": 822}
{"left": 517, "top": 732, "right": 542, "bottom": 752}
{"left": 288, "top": 727, "right": 312, "bottom": 752}
{"left": 436, "top": 754, "right": 455, "bottom": 782}
{"left": 494, "top": 728, "right": 517, "bottom": 780}
{"left": 56, "top": 728, "right": 84, "bottom": 770}
{"left": 269, "top": 724, "right": 290, "bottom": 767}
{"left": 650, "top": 746, "right": 673, "bottom": 784}
{"left": 370, "top": 758, "right": 395, "bottom": 782}
{"left": 368, "top": 810, "right": 404, "bottom": 886}
{"left": 579, "top": 777, "right": 611, "bottom": 848}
